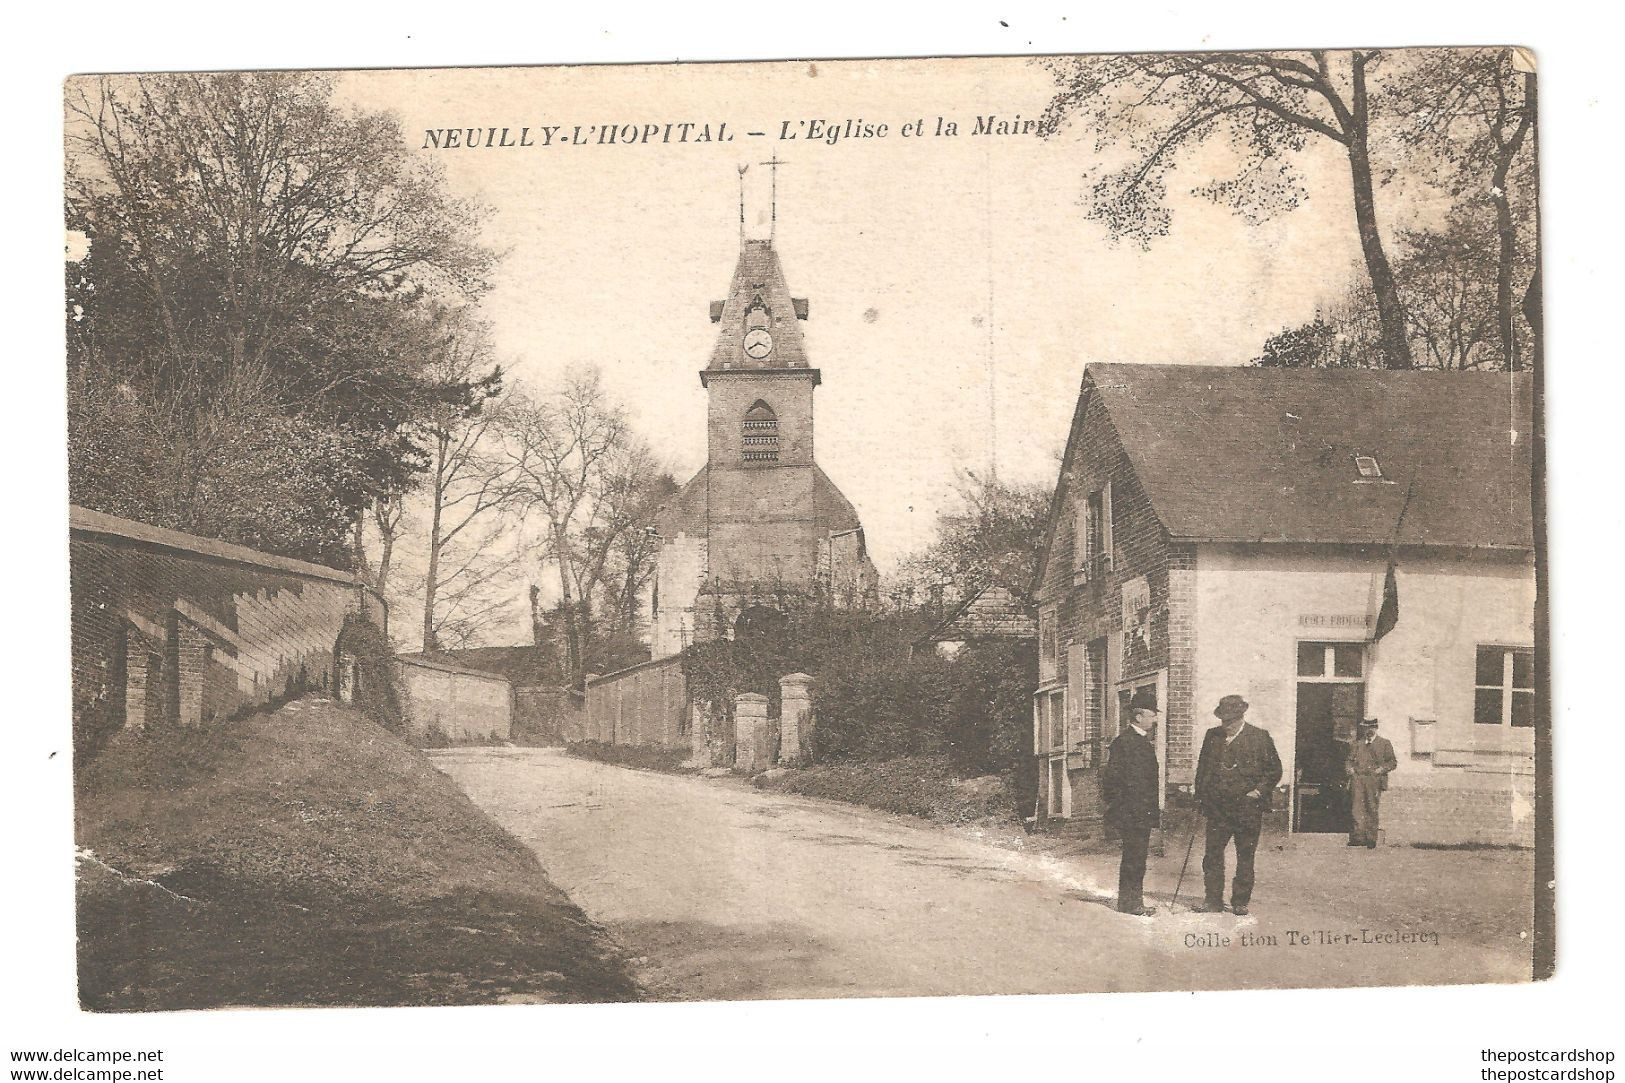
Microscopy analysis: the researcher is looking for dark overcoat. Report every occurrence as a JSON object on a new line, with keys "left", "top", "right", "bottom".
{"left": 1194, "top": 723, "right": 1283, "bottom": 823}
{"left": 1103, "top": 727, "right": 1161, "bottom": 831}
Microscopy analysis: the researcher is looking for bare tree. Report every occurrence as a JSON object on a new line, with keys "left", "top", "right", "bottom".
{"left": 1041, "top": 50, "right": 1415, "bottom": 368}
{"left": 499, "top": 368, "right": 629, "bottom": 682}
{"left": 583, "top": 444, "right": 678, "bottom": 635}
{"left": 1388, "top": 48, "right": 1537, "bottom": 370}
{"left": 414, "top": 309, "right": 509, "bottom": 650}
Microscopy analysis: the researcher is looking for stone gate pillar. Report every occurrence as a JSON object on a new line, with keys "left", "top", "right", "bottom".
{"left": 687, "top": 699, "right": 712, "bottom": 767}
{"left": 733, "top": 692, "right": 770, "bottom": 773}
{"left": 778, "top": 672, "right": 814, "bottom": 766}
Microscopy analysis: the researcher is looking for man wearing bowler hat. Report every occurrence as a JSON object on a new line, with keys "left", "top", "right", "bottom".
{"left": 1346, "top": 717, "right": 1398, "bottom": 848}
{"left": 1194, "top": 695, "right": 1282, "bottom": 916}
{"left": 1104, "top": 688, "right": 1162, "bottom": 916}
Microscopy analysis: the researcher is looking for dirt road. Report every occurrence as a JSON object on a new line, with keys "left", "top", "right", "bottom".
{"left": 433, "top": 748, "right": 1534, "bottom": 1001}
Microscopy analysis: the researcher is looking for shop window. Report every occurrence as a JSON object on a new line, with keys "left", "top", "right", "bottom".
{"left": 1475, "top": 646, "right": 1535, "bottom": 727}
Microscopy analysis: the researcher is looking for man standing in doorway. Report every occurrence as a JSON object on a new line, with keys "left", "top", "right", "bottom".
{"left": 1104, "top": 689, "right": 1161, "bottom": 917}
{"left": 1346, "top": 717, "right": 1398, "bottom": 848}
{"left": 1194, "top": 695, "right": 1283, "bottom": 916}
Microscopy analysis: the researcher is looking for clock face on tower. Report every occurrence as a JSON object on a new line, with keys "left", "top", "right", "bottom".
{"left": 743, "top": 327, "right": 774, "bottom": 360}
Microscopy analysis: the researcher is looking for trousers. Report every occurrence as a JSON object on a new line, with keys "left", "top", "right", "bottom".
{"left": 1203, "top": 812, "right": 1262, "bottom": 908}
{"left": 1349, "top": 775, "right": 1383, "bottom": 845}
{"left": 1117, "top": 826, "right": 1152, "bottom": 912}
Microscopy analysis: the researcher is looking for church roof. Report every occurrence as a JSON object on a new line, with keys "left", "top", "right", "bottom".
{"left": 708, "top": 239, "right": 811, "bottom": 371}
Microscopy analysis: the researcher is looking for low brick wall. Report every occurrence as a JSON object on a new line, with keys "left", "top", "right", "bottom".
{"left": 1382, "top": 784, "right": 1535, "bottom": 848}
{"left": 396, "top": 657, "right": 512, "bottom": 744}
{"left": 70, "top": 507, "right": 378, "bottom": 753}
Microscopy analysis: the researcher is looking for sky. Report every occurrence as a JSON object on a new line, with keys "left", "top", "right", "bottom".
{"left": 328, "top": 56, "right": 1453, "bottom": 638}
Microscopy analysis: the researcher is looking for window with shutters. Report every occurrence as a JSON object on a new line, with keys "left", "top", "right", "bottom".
{"left": 1073, "top": 482, "right": 1114, "bottom": 583}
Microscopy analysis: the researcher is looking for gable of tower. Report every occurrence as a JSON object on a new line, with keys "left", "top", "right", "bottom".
{"left": 707, "top": 239, "right": 810, "bottom": 370}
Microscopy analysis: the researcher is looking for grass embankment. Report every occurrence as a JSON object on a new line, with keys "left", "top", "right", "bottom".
{"left": 562, "top": 740, "right": 693, "bottom": 774}
{"left": 753, "top": 754, "right": 1023, "bottom": 827}
{"left": 76, "top": 697, "right": 638, "bottom": 1011}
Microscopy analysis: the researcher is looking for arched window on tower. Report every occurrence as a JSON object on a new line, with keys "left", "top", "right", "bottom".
{"left": 742, "top": 400, "right": 779, "bottom": 463}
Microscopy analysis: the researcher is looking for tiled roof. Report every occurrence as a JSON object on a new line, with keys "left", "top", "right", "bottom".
{"left": 707, "top": 239, "right": 810, "bottom": 371}
{"left": 921, "top": 586, "right": 1038, "bottom": 643}
{"left": 1087, "top": 364, "right": 1535, "bottom": 549}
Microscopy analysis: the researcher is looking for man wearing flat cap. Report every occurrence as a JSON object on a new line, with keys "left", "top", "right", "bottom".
{"left": 1104, "top": 688, "right": 1162, "bottom": 916}
{"left": 1346, "top": 717, "right": 1398, "bottom": 848}
{"left": 1194, "top": 695, "right": 1282, "bottom": 916}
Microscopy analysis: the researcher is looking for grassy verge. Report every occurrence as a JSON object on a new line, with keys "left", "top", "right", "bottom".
{"left": 753, "top": 754, "right": 1022, "bottom": 827}
{"left": 562, "top": 740, "right": 693, "bottom": 774}
{"left": 75, "top": 697, "right": 638, "bottom": 1011}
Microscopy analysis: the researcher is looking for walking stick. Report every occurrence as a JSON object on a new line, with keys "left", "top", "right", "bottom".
{"left": 1171, "top": 812, "right": 1201, "bottom": 910}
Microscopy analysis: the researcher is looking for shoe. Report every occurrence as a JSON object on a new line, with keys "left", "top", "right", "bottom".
{"left": 1232, "top": 905, "right": 1250, "bottom": 916}
{"left": 1194, "top": 901, "right": 1226, "bottom": 913}
{"left": 1346, "top": 839, "right": 1363, "bottom": 846}
{"left": 1127, "top": 906, "right": 1158, "bottom": 917}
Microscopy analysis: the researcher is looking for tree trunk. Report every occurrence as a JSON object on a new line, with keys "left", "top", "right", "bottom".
{"left": 1491, "top": 177, "right": 1519, "bottom": 370}
{"left": 1519, "top": 70, "right": 1541, "bottom": 373}
{"left": 551, "top": 524, "right": 583, "bottom": 683}
{"left": 1343, "top": 55, "right": 1413, "bottom": 370}
{"left": 1346, "top": 132, "right": 1414, "bottom": 369}
{"left": 422, "top": 476, "right": 444, "bottom": 652}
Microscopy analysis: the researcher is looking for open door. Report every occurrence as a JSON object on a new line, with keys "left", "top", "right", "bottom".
{"left": 1293, "top": 642, "right": 1365, "bottom": 833}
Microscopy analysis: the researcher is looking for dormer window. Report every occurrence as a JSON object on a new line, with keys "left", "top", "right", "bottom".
{"left": 743, "top": 400, "right": 779, "bottom": 463}
{"left": 1354, "top": 455, "right": 1382, "bottom": 480}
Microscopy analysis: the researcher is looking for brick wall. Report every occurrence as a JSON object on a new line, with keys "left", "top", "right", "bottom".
{"left": 70, "top": 507, "right": 375, "bottom": 755}
{"left": 1036, "top": 374, "right": 1182, "bottom": 819}
{"left": 396, "top": 659, "right": 512, "bottom": 743}
{"left": 513, "top": 686, "right": 586, "bottom": 745}
{"left": 1382, "top": 784, "right": 1535, "bottom": 847}
{"left": 585, "top": 654, "right": 690, "bottom": 749}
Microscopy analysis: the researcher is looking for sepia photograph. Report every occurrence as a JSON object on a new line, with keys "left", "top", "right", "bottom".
{"left": 61, "top": 47, "right": 1549, "bottom": 1017}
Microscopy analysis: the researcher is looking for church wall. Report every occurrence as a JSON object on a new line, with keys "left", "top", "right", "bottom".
{"left": 705, "top": 372, "right": 815, "bottom": 466}
{"left": 651, "top": 533, "right": 707, "bottom": 658}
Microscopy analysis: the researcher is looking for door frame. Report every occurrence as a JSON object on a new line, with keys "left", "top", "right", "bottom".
{"left": 1115, "top": 668, "right": 1168, "bottom": 811}
{"left": 1291, "top": 639, "right": 1368, "bottom": 834}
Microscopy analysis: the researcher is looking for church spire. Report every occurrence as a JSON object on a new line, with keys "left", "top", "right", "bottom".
{"left": 706, "top": 172, "right": 812, "bottom": 375}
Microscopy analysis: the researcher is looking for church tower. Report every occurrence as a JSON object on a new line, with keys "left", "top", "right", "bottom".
{"left": 649, "top": 207, "right": 876, "bottom": 657}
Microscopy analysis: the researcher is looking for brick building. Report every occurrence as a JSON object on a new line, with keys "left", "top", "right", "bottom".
{"left": 648, "top": 233, "right": 877, "bottom": 656}
{"left": 1031, "top": 364, "right": 1536, "bottom": 847}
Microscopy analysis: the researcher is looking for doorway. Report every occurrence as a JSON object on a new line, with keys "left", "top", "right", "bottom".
{"left": 1293, "top": 641, "right": 1365, "bottom": 833}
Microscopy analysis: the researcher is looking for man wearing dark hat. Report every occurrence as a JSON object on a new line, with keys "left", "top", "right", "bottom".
{"left": 1346, "top": 717, "right": 1398, "bottom": 848}
{"left": 1104, "top": 689, "right": 1162, "bottom": 916}
{"left": 1194, "top": 695, "right": 1282, "bottom": 916}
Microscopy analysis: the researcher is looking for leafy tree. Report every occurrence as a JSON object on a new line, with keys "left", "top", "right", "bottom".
{"left": 65, "top": 72, "right": 494, "bottom": 564}
{"left": 1041, "top": 50, "right": 1416, "bottom": 368}
{"left": 894, "top": 470, "right": 1053, "bottom": 613}
{"left": 1253, "top": 206, "right": 1516, "bottom": 372}
{"left": 1253, "top": 319, "right": 1338, "bottom": 369}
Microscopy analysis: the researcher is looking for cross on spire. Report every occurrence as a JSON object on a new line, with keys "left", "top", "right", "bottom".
{"left": 760, "top": 152, "right": 787, "bottom": 240}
